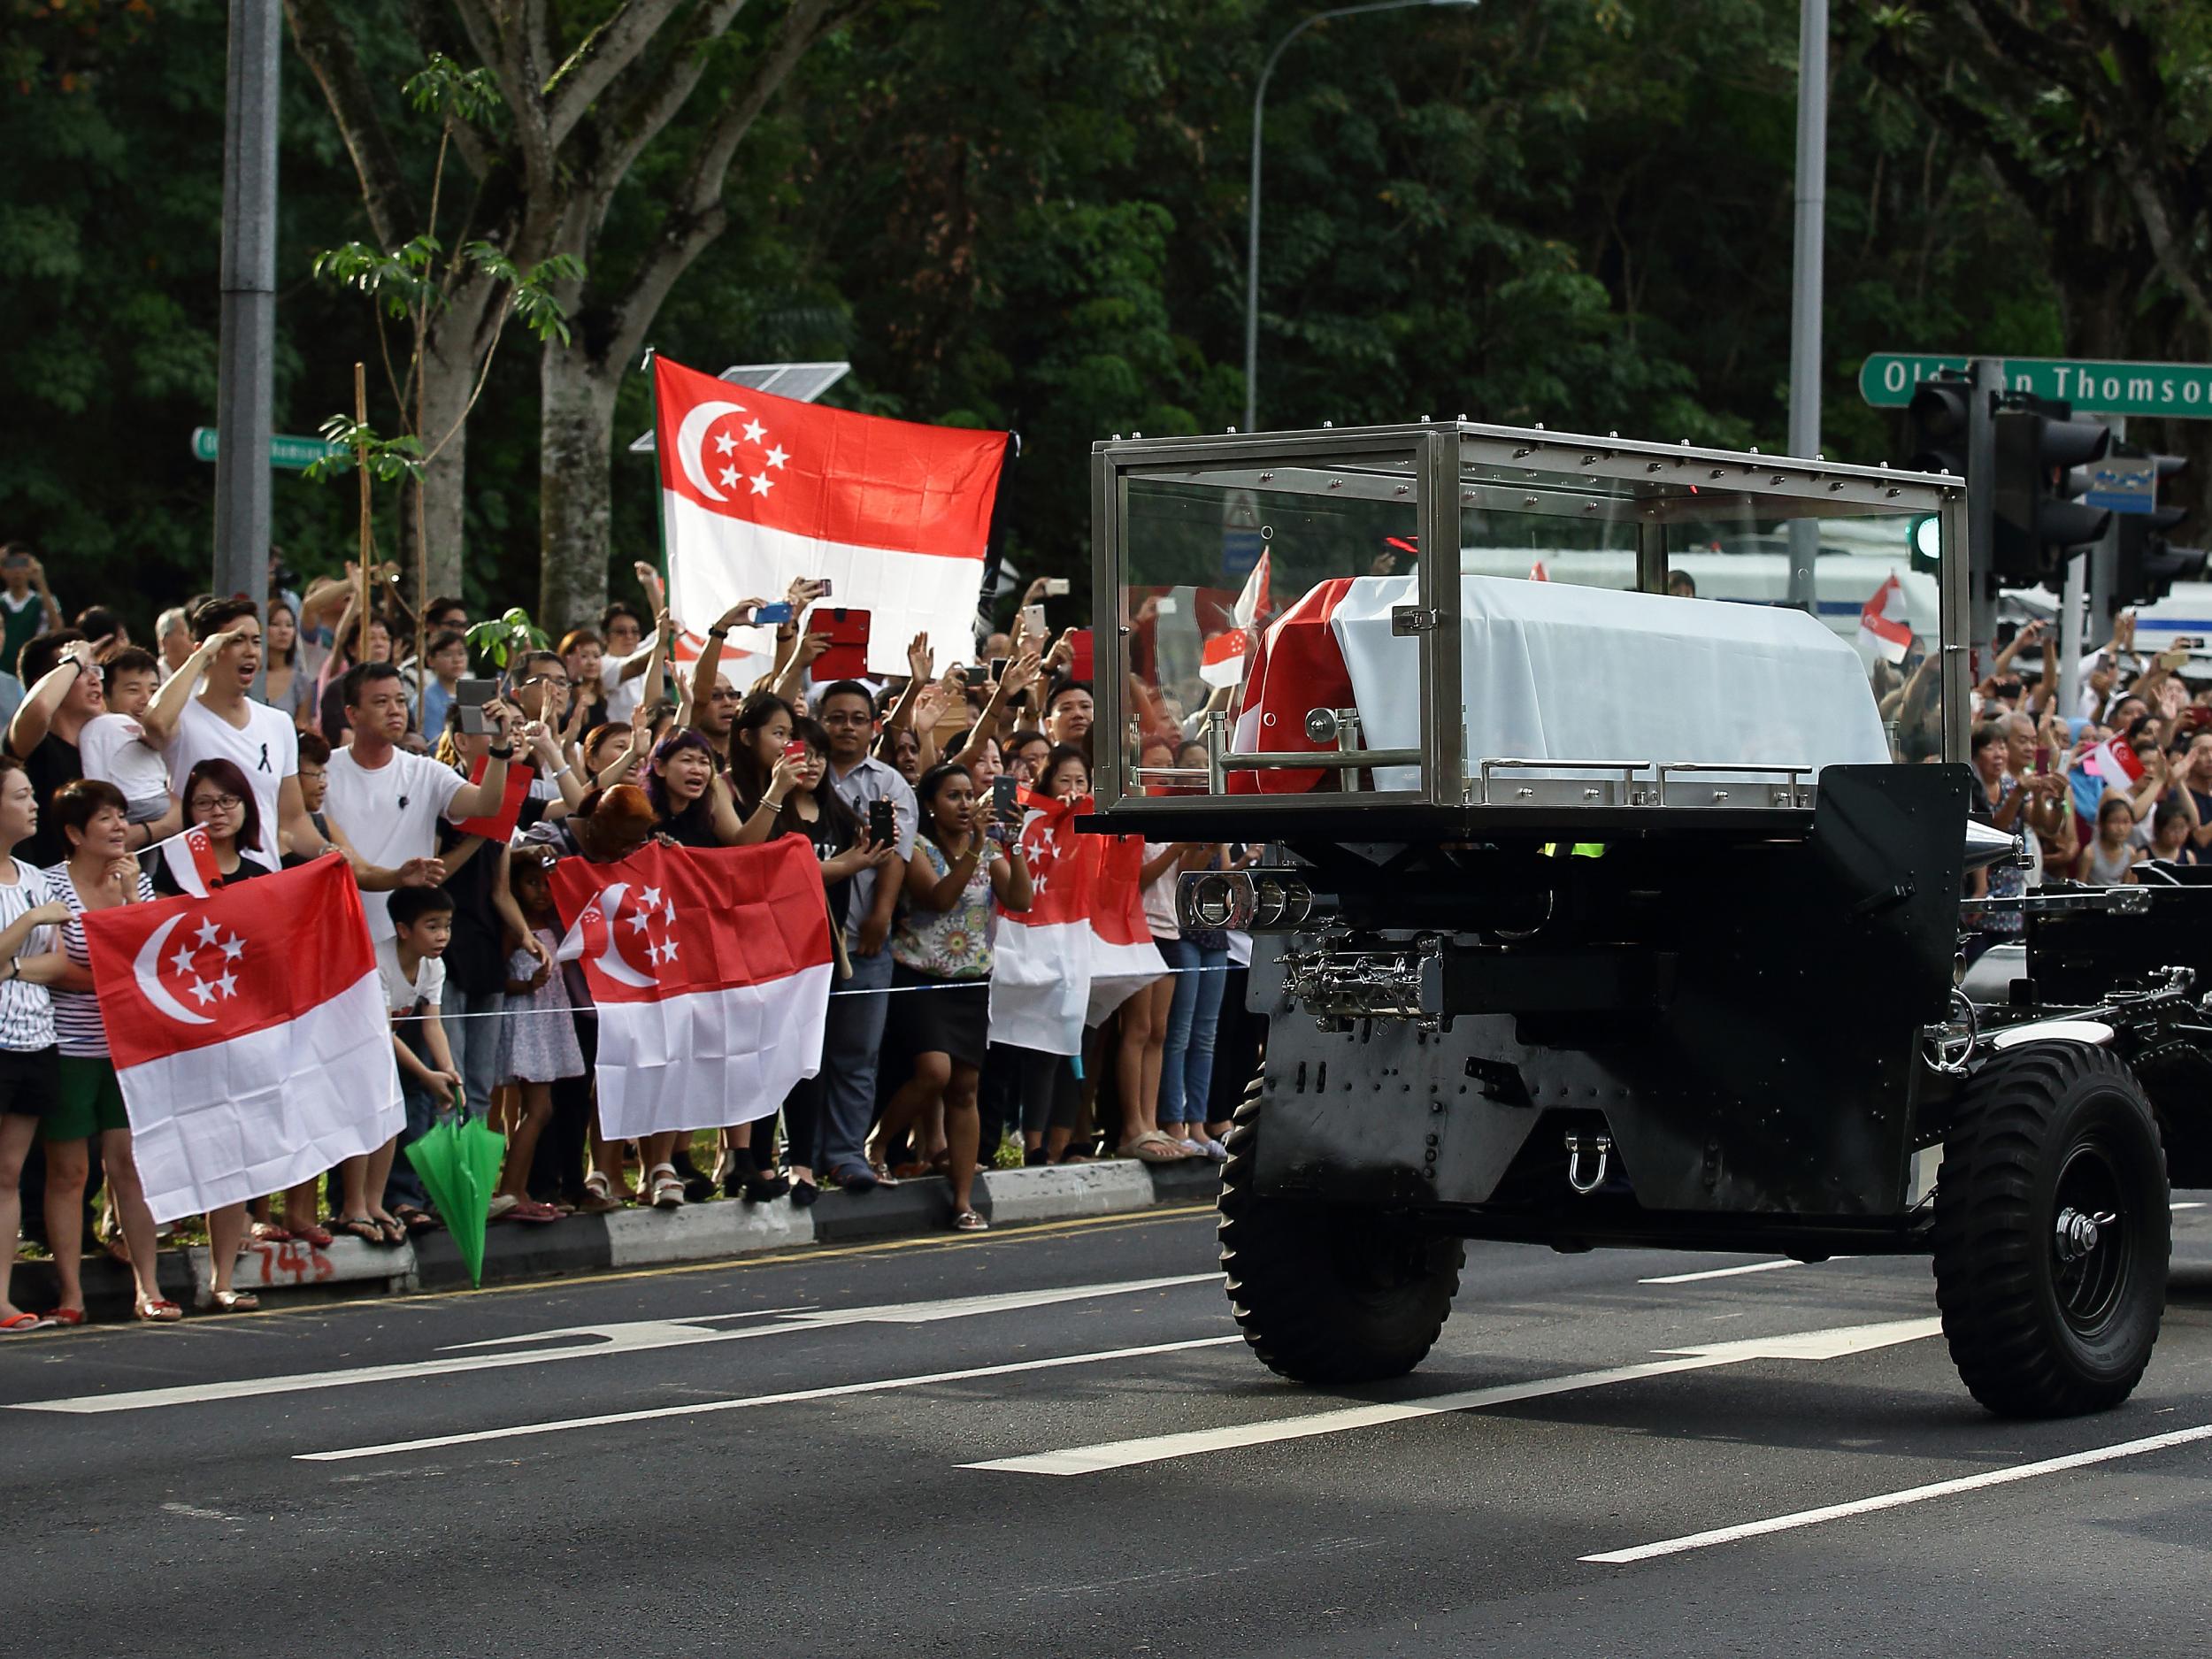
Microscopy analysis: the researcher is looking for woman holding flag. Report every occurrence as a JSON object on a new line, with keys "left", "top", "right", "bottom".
{"left": 40, "top": 780, "right": 185, "bottom": 1319}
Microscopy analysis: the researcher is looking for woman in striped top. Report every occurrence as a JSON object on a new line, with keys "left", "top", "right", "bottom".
{"left": 0, "top": 755, "right": 81, "bottom": 1331}
{"left": 43, "top": 780, "right": 190, "bottom": 1319}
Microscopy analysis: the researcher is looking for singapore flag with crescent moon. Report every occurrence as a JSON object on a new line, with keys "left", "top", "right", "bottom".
{"left": 549, "top": 834, "right": 833, "bottom": 1141}
{"left": 81, "top": 856, "right": 403, "bottom": 1223}
{"left": 651, "top": 353, "right": 1008, "bottom": 679}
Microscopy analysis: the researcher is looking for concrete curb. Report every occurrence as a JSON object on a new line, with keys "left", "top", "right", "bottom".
{"left": 9, "top": 1157, "right": 1220, "bottom": 1318}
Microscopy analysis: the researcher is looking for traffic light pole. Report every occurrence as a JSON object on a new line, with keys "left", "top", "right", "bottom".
{"left": 212, "top": 0, "right": 279, "bottom": 615}
{"left": 2085, "top": 413, "right": 2124, "bottom": 642}
{"left": 2057, "top": 552, "right": 2086, "bottom": 718}
{"left": 1964, "top": 358, "right": 1999, "bottom": 684}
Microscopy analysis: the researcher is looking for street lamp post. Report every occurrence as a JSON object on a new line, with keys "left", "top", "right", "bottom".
{"left": 1244, "top": 0, "right": 1478, "bottom": 435}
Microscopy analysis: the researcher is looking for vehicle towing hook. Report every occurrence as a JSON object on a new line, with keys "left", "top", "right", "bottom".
{"left": 1564, "top": 1132, "right": 1613, "bottom": 1195}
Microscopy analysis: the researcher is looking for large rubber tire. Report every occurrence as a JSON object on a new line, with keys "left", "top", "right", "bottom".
{"left": 1217, "top": 1073, "right": 1464, "bottom": 1384}
{"left": 1933, "top": 1041, "right": 2170, "bottom": 1419}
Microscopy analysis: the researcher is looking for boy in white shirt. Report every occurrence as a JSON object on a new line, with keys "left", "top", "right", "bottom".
{"left": 76, "top": 648, "right": 181, "bottom": 838}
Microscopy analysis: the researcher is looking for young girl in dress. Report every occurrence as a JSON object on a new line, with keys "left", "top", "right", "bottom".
{"left": 493, "top": 846, "right": 584, "bottom": 1224}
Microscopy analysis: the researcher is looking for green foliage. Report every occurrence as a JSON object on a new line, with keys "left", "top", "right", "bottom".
{"left": 0, "top": 0, "right": 2169, "bottom": 633}
{"left": 465, "top": 607, "right": 551, "bottom": 667}
{"left": 303, "top": 418, "right": 424, "bottom": 484}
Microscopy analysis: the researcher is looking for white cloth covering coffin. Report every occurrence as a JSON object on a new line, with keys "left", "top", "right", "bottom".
{"left": 1326, "top": 574, "right": 1891, "bottom": 793}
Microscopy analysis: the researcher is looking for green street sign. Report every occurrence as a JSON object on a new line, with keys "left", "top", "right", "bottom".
{"left": 188, "top": 426, "right": 345, "bottom": 471}
{"left": 1860, "top": 353, "right": 2212, "bottom": 419}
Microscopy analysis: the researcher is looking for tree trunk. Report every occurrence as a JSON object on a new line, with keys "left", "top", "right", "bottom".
{"left": 401, "top": 328, "right": 478, "bottom": 607}
{"left": 538, "top": 340, "right": 622, "bottom": 634}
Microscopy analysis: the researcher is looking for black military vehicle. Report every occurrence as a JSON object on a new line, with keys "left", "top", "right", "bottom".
{"left": 1083, "top": 421, "right": 2199, "bottom": 1419}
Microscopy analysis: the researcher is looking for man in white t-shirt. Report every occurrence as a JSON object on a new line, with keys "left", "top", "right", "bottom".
{"left": 323, "top": 662, "right": 518, "bottom": 939}
{"left": 141, "top": 600, "right": 324, "bottom": 865}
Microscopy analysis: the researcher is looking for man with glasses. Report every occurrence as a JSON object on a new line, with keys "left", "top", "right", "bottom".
{"left": 815, "top": 680, "right": 917, "bottom": 1192}
{"left": 508, "top": 651, "right": 577, "bottom": 803}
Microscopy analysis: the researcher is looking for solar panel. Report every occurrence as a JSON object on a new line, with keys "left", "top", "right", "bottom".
{"left": 628, "top": 362, "right": 852, "bottom": 452}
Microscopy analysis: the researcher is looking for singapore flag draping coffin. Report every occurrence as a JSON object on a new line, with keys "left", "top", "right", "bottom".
{"left": 82, "top": 856, "right": 403, "bottom": 1223}
{"left": 550, "top": 836, "right": 834, "bottom": 1141}
{"left": 652, "top": 353, "right": 1009, "bottom": 679}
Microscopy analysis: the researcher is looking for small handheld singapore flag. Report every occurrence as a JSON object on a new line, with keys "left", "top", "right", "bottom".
{"left": 549, "top": 836, "right": 834, "bottom": 1141}
{"left": 81, "top": 857, "right": 403, "bottom": 1223}
{"left": 652, "top": 354, "right": 1008, "bottom": 680}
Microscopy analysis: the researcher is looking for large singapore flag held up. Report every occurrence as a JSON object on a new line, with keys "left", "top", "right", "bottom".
{"left": 988, "top": 788, "right": 1094, "bottom": 1056}
{"left": 550, "top": 836, "right": 833, "bottom": 1141}
{"left": 652, "top": 353, "right": 1009, "bottom": 679}
{"left": 82, "top": 857, "right": 403, "bottom": 1223}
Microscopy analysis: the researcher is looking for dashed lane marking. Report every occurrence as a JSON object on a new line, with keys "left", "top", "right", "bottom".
{"left": 298, "top": 1336, "right": 1243, "bottom": 1463}
{"left": 11, "top": 1273, "right": 1220, "bottom": 1414}
{"left": 965, "top": 1317, "right": 1942, "bottom": 1476}
{"left": 1640, "top": 1259, "right": 1804, "bottom": 1285}
{"left": 1582, "top": 1421, "right": 2212, "bottom": 1564}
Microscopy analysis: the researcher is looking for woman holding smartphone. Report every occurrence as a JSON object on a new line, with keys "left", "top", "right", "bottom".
{"left": 871, "top": 763, "right": 1031, "bottom": 1231}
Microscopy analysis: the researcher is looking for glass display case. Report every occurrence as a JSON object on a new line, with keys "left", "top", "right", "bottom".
{"left": 1090, "top": 422, "right": 1966, "bottom": 830}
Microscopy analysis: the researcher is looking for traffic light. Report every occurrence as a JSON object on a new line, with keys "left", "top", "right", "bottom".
{"left": 2110, "top": 448, "right": 2206, "bottom": 605}
{"left": 1901, "top": 373, "right": 1974, "bottom": 479}
{"left": 1991, "top": 393, "right": 2110, "bottom": 584}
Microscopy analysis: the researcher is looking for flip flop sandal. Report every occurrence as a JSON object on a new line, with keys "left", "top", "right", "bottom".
{"left": 210, "top": 1289, "right": 259, "bottom": 1312}
{"left": 373, "top": 1217, "right": 408, "bottom": 1246}
{"left": 0, "top": 1311, "right": 50, "bottom": 1333}
{"left": 951, "top": 1210, "right": 990, "bottom": 1233}
{"left": 334, "top": 1217, "right": 383, "bottom": 1244}
{"left": 250, "top": 1222, "right": 295, "bottom": 1244}
{"left": 290, "top": 1223, "right": 335, "bottom": 1248}
{"left": 43, "top": 1308, "right": 86, "bottom": 1328}
{"left": 1118, "top": 1133, "right": 1187, "bottom": 1164}
{"left": 132, "top": 1297, "right": 182, "bottom": 1324}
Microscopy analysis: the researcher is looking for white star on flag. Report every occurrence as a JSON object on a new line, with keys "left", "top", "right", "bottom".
{"left": 168, "top": 943, "right": 197, "bottom": 978}
{"left": 718, "top": 465, "right": 741, "bottom": 489}
{"left": 641, "top": 887, "right": 661, "bottom": 909}
{"left": 215, "top": 971, "right": 238, "bottom": 999}
{"left": 749, "top": 474, "right": 773, "bottom": 496}
{"left": 713, "top": 433, "right": 737, "bottom": 456}
{"left": 189, "top": 979, "right": 216, "bottom": 1006}
{"left": 219, "top": 933, "right": 244, "bottom": 962}
{"left": 663, "top": 939, "right": 680, "bottom": 963}
{"left": 630, "top": 910, "right": 652, "bottom": 933}
{"left": 195, "top": 918, "right": 221, "bottom": 949}
{"left": 741, "top": 419, "right": 766, "bottom": 444}
{"left": 764, "top": 445, "right": 788, "bottom": 470}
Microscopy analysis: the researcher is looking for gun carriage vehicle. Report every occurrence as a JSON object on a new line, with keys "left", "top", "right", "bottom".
{"left": 1082, "top": 419, "right": 2212, "bottom": 1418}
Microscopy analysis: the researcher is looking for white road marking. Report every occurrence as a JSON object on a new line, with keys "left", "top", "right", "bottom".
{"left": 298, "top": 1335, "right": 1242, "bottom": 1463}
{"left": 2174, "top": 1202, "right": 2205, "bottom": 1211}
{"left": 1582, "top": 1421, "right": 2212, "bottom": 1564}
{"left": 10, "top": 1272, "right": 1220, "bottom": 1415}
{"left": 967, "top": 1317, "right": 1941, "bottom": 1476}
{"left": 1640, "top": 1259, "right": 1804, "bottom": 1285}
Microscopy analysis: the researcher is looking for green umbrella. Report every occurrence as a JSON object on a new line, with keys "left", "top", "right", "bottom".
{"left": 403, "top": 1097, "right": 506, "bottom": 1287}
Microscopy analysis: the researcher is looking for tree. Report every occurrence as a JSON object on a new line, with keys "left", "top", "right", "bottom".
{"left": 1857, "top": 0, "right": 2212, "bottom": 506}
{"left": 288, "top": 0, "right": 867, "bottom": 634}
{"left": 306, "top": 50, "right": 582, "bottom": 639}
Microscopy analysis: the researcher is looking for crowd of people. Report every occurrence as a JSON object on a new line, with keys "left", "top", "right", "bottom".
{"left": 7, "top": 524, "right": 2185, "bottom": 1328}
{"left": 1943, "top": 611, "right": 2212, "bottom": 953}
{"left": 0, "top": 543, "right": 1262, "bottom": 1327}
